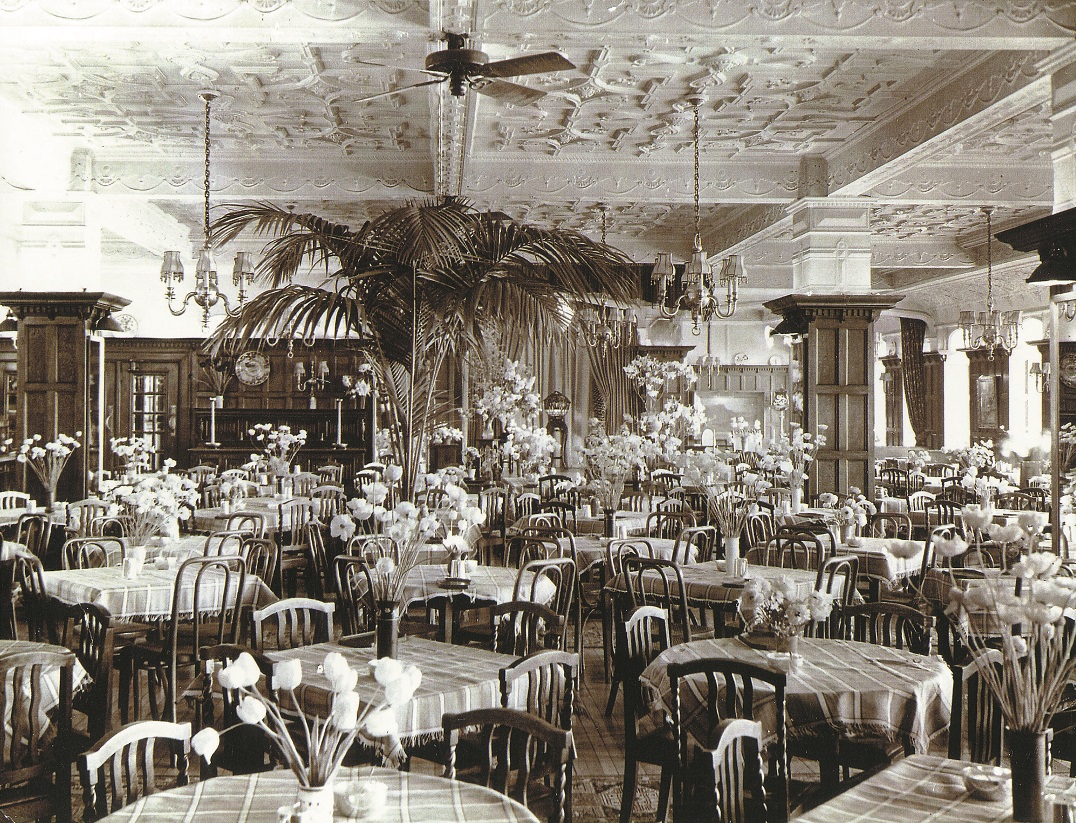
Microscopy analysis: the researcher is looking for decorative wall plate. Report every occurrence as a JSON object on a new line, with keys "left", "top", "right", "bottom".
{"left": 768, "top": 354, "right": 783, "bottom": 366}
{"left": 115, "top": 313, "right": 138, "bottom": 334}
{"left": 733, "top": 352, "right": 749, "bottom": 365}
{"left": 1061, "top": 354, "right": 1076, "bottom": 388}
{"left": 235, "top": 351, "right": 270, "bottom": 386}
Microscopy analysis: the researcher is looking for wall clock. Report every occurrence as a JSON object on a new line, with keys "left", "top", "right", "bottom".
{"left": 235, "top": 351, "right": 270, "bottom": 386}
{"left": 1061, "top": 354, "right": 1076, "bottom": 389}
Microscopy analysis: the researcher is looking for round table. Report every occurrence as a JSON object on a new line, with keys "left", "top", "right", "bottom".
{"left": 98, "top": 766, "right": 539, "bottom": 823}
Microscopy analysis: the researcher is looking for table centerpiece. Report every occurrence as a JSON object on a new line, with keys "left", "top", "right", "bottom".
{"left": 110, "top": 435, "right": 156, "bottom": 479}
{"left": 737, "top": 575, "right": 834, "bottom": 655}
{"left": 581, "top": 420, "right": 658, "bottom": 537}
{"left": 249, "top": 423, "right": 307, "bottom": 478}
{"left": 192, "top": 651, "right": 421, "bottom": 823}
{"left": 105, "top": 472, "right": 199, "bottom": 549}
{"left": 329, "top": 471, "right": 485, "bottom": 658}
{"left": 762, "top": 423, "right": 826, "bottom": 514}
{"left": 13, "top": 431, "right": 81, "bottom": 510}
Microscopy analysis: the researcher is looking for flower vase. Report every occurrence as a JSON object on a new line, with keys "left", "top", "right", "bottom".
{"left": 376, "top": 601, "right": 400, "bottom": 659}
{"left": 1008, "top": 728, "right": 1049, "bottom": 822}
{"left": 841, "top": 524, "right": 856, "bottom": 545}
{"left": 790, "top": 486, "right": 803, "bottom": 514}
{"left": 294, "top": 780, "right": 335, "bottom": 823}
{"left": 723, "top": 536, "right": 740, "bottom": 568}
{"left": 603, "top": 510, "right": 616, "bottom": 538}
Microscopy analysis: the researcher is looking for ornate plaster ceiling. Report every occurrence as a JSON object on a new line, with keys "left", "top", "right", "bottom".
{"left": 0, "top": 0, "right": 1074, "bottom": 326}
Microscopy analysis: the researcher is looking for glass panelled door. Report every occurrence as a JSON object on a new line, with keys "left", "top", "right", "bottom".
{"left": 131, "top": 371, "right": 172, "bottom": 470}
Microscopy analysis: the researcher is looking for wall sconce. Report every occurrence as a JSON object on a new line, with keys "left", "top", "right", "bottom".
{"left": 296, "top": 360, "right": 330, "bottom": 407}
{"left": 1030, "top": 361, "right": 1050, "bottom": 393}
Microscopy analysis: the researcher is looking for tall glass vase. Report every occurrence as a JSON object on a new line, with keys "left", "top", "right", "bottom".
{"left": 1008, "top": 727, "right": 1049, "bottom": 822}
{"left": 790, "top": 485, "right": 803, "bottom": 514}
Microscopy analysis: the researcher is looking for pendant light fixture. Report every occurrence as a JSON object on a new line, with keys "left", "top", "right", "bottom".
{"left": 161, "top": 90, "right": 255, "bottom": 329}
{"left": 652, "top": 97, "right": 746, "bottom": 333}
{"left": 958, "top": 207, "right": 1020, "bottom": 360}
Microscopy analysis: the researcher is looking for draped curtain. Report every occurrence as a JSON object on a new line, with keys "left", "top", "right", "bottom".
{"left": 586, "top": 344, "right": 636, "bottom": 434}
{"left": 900, "top": 317, "right": 928, "bottom": 447}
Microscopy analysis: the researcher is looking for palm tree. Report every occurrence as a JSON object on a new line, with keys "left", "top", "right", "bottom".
{"left": 206, "top": 198, "right": 637, "bottom": 497}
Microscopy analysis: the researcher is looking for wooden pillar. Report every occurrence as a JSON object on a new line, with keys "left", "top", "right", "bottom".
{"left": 881, "top": 355, "right": 903, "bottom": 446}
{"left": 764, "top": 293, "right": 903, "bottom": 499}
{"left": 0, "top": 292, "right": 129, "bottom": 504}
{"left": 965, "top": 348, "right": 1010, "bottom": 445}
{"left": 921, "top": 351, "right": 947, "bottom": 450}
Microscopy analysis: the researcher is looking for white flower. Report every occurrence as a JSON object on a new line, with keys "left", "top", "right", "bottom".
{"left": 363, "top": 707, "right": 399, "bottom": 738}
{"left": 191, "top": 727, "right": 220, "bottom": 762}
{"left": 218, "top": 653, "right": 261, "bottom": 690}
{"left": 374, "top": 556, "right": 396, "bottom": 578}
{"left": 322, "top": 652, "right": 349, "bottom": 683}
{"left": 932, "top": 534, "right": 969, "bottom": 559}
{"left": 1018, "top": 511, "right": 1049, "bottom": 533}
{"left": 236, "top": 695, "right": 267, "bottom": 725}
{"left": 385, "top": 464, "right": 403, "bottom": 483}
{"left": 330, "top": 514, "right": 357, "bottom": 541}
{"left": 330, "top": 691, "right": 360, "bottom": 731}
{"left": 369, "top": 657, "right": 404, "bottom": 686}
{"left": 886, "top": 539, "right": 922, "bottom": 559}
{"left": 321, "top": 654, "right": 358, "bottom": 694}
{"left": 1012, "top": 552, "right": 1061, "bottom": 579}
{"left": 383, "top": 665, "right": 421, "bottom": 706}
{"left": 273, "top": 659, "right": 303, "bottom": 691}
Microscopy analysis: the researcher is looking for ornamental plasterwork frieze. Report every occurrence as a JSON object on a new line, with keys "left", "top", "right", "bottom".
{"left": 861, "top": 165, "right": 1053, "bottom": 207}
{"left": 484, "top": 0, "right": 1074, "bottom": 42}
{"left": 871, "top": 241, "right": 973, "bottom": 269}
{"left": 828, "top": 51, "right": 1047, "bottom": 193}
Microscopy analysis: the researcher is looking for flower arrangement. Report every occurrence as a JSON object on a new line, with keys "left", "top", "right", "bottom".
{"left": 110, "top": 435, "right": 156, "bottom": 475}
{"left": 738, "top": 575, "right": 834, "bottom": 637}
{"left": 581, "top": 420, "right": 660, "bottom": 512}
{"left": 907, "top": 448, "right": 931, "bottom": 473}
{"left": 945, "top": 439, "right": 996, "bottom": 471}
{"left": 502, "top": 421, "right": 558, "bottom": 478}
{"left": 191, "top": 651, "right": 421, "bottom": 787}
{"left": 946, "top": 550, "right": 1076, "bottom": 731}
{"left": 429, "top": 423, "right": 464, "bottom": 445}
{"left": 17, "top": 431, "right": 81, "bottom": 505}
{"left": 473, "top": 357, "right": 540, "bottom": 427}
{"left": 623, "top": 354, "right": 697, "bottom": 400}
{"left": 106, "top": 472, "right": 199, "bottom": 546}
{"left": 818, "top": 487, "right": 876, "bottom": 531}
{"left": 329, "top": 475, "right": 484, "bottom": 602}
{"left": 638, "top": 399, "right": 707, "bottom": 459}
{"left": 250, "top": 423, "right": 308, "bottom": 475}
{"left": 764, "top": 423, "right": 827, "bottom": 487}
{"left": 342, "top": 363, "right": 375, "bottom": 402}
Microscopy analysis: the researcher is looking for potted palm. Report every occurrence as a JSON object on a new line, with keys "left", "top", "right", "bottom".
{"left": 206, "top": 199, "right": 637, "bottom": 500}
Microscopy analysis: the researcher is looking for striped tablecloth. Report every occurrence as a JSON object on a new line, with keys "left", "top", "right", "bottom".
{"left": 641, "top": 637, "right": 952, "bottom": 754}
{"left": 98, "top": 766, "right": 539, "bottom": 823}
{"left": 563, "top": 535, "right": 682, "bottom": 574}
{"left": 85, "top": 534, "right": 208, "bottom": 567}
{"left": 356, "top": 564, "right": 550, "bottom": 612}
{"left": 795, "top": 754, "right": 1076, "bottom": 822}
{"left": 42, "top": 565, "right": 276, "bottom": 621}
{"left": 605, "top": 564, "right": 824, "bottom": 610}
{"left": 832, "top": 536, "right": 922, "bottom": 591}
{"left": 266, "top": 638, "right": 523, "bottom": 743}
{"left": 0, "top": 507, "right": 66, "bottom": 529}
{"left": 190, "top": 496, "right": 291, "bottom": 533}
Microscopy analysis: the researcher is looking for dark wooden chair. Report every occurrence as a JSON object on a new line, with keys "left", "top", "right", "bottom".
{"left": 711, "top": 719, "right": 770, "bottom": 823}
{"left": 866, "top": 512, "right": 912, "bottom": 540}
{"left": 813, "top": 555, "right": 858, "bottom": 638}
{"left": 64, "top": 602, "right": 116, "bottom": 747}
{"left": 949, "top": 648, "right": 1004, "bottom": 765}
{"left": 14, "top": 513, "right": 52, "bottom": 560}
{"left": 442, "top": 707, "right": 573, "bottom": 823}
{"left": 332, "top": 556, "right": 377, "bottom": 637}
{"left": 0, "top": 647, "right": 74, "bottom": 823}
{"left": 500, "top": 650, "right": 578, "bottom": 733}
{"left": 78, "top": 720, "right": 191, "bottom": 821}
{"left": 489, "top": 601, "right": 565, "bottom": 657}
{"left": 616, "top": 606, "right": 674, "bottom": 822}
{"left": 668, "top": 658, "right": 789, "bottom": 823}
{"left": 118, "top": 556, "right": 247, "bottom": 724}
{"left": 62, "top": 537, "right": 123, "bottom": 569}
{"left": 646, "top": 510, "right": 697, "bottom": 541}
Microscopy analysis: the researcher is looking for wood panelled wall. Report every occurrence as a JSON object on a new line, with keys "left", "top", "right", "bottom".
{"left": 966, "top": 348, "right": 1010, "bottom": 445}
{"left": 881, "top": 355, "right": 903, "bottom": 447}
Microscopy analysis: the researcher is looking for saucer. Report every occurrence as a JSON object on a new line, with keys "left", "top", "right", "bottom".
{"left": 437, "top": 577, "right": 472, "bottom": 591}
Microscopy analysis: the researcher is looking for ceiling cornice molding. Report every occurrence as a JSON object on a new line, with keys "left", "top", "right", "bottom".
{"left": 829, "top": 52, "right": 1049, "bottom": 195}
{"left": 482, "top": 1, "right": 1075, "bottom": 46}
{"left": 861, "top": 163, "right": 1053, "bottom": 207}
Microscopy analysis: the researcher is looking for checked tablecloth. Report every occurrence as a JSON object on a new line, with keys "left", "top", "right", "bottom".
{"left": 98, "top": 766, "right": 539, "bottom": 823}
{"left": 266, "top": 638, "right": 523, "bottom": 743}
{"left": 604, "top": 564, "right": 824, "bottom": 610}
{"left": 795, "top": 754, "right": 1076, "bottom": 822}
{"left": 355, "top": 564, "right": 552, "bottom": 612}
{"left": 42, "top": 566, "right": 276, "bottom": 621}
{"left": 641, "top": 637, "right": 951, "bottom": 755}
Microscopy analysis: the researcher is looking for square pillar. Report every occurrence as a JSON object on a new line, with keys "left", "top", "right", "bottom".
{"left": 0, "top": 292, "right": 129, "bottom": 503}
{"left": 764, "top": 293, "right": 903, "bottom": 499}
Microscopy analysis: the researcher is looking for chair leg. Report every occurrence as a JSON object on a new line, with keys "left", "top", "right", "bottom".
{"left": 655, "top": 767, "right": 672, "bottom": 823}
{"left": 118, "top": 653, "right": 131, "bottom": 725}
{"left": 605, "top": 673, "right": 621, "bottom": 718}
{"left": 619, "top": 756, "right": 637, "bottom": 823}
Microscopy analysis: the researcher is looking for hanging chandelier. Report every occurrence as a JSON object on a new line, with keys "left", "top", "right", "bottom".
{"left": 161, "top": 90, "right": 255, "bottom": 329}
{"left": 577, "top": 205, "right": 637, "bottom": 350}
{"left": 651, "top": 99, "right": 746, "bottom": 334}
{"left": 959, "top": 207, "right": 1020, "bottom": 360}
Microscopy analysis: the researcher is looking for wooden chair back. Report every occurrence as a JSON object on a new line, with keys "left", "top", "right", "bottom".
{"left": 332, "top": 556, "right": 377, "bottom": 637}
{"left": 79, "top": 720, "right": 191, "bottom": 821}
{"left": 250, "top": 597, "right": 334, "bottom": 652}
{"left": 62, "top": 536, "right": 123, "bottom": 569}
{"left": 489, "top": 601, "right": 566, "bottom": 656}
{"left": 843, "top": 601, "right": 933, "bottom": 654}
{"left": 500, "top": 650, "right": 578, "bottom": 732}
{"left": 711, "top": 719, "right": 769, "bottom": 823}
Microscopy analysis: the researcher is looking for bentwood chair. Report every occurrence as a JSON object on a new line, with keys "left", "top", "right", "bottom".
{"left": 79, "top": 721, "right": 191, "bottom": 821}
{"left": 0, "top": 647, "right": 74, "bottom": 823}
{"left": 710, "top": 720, "right": 770, "bottom": 823}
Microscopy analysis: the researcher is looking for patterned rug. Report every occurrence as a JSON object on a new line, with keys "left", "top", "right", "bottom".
{"left": 597, "top": 780, "right": 659, "bottom": 818}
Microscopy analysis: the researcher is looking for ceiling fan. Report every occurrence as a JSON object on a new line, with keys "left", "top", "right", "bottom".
{"left": 352, "top": 33, "right": 575, "bottom": 107}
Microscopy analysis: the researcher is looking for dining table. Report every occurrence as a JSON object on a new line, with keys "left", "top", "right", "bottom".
{"left": 266, "top": 637, "right": 524, "bottom": 747}
{"left": 42, "top": 563, "right": 276, "bottom": 622}
{"left": 351, "top": 564, "right": 553, "bottom": 643}
{"left": 640, "top": 636, "right": 952, "bottom": 772}
{"left": 793, "top": 754, "right": 1076, "bottom": 822}
{"left": 96, "top": 765, "right": 540, "bottom": 823}
{"left": 0, "top": 506, "right": 66, "bottom": 529}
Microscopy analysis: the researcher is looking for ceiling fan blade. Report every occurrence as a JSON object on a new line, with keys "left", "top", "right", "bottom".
{"left": 478, "top": 52, "right": 575, "bottom": 79}
{"left": 347, "top": 58, "right": 445, "bottom": 78}
{"left": 351, "top": 78, "right": 444, "bottom": 104}
{"left": 474, "top": 79, "right": 546, "bottom": 106}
